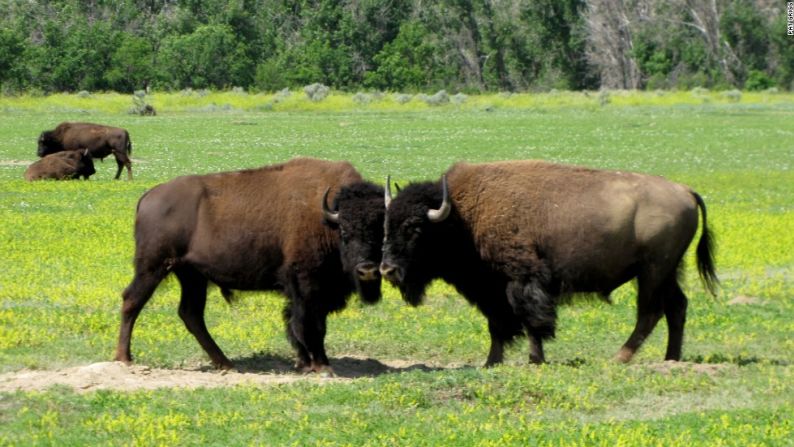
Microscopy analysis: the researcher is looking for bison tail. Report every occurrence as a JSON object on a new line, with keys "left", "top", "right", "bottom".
{"left": 693, "top": 192, "right": 719, "bottom": 296}
{"left": 126, "top": 134, "right": 133, "bottom": 155}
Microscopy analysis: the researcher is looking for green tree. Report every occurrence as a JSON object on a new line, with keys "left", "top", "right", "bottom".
{"left": 106, "top": 34, "right": 155, "bottom": 92}
{"left": 157, "top": 24, "right": 253, "bottom": 89}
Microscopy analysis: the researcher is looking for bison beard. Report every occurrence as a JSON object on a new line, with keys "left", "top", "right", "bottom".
{"left": 381, "top": 160, "right": 718, "bottom": 366}
{"left": 115, "top": 158, "right": 384, "bottom": 373}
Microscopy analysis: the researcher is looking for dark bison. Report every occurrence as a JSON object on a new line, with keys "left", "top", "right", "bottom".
{"left": 380, "top": 160, "right": 718, "bottom": 366}
{"left": 38, "top": 122, "right": 133, "bottom": 180}
{"left": 115, "top": 158, "right": 385, "bottom": 373}
{"left": 24, "top": 150, "right": 96, "bottom": 181}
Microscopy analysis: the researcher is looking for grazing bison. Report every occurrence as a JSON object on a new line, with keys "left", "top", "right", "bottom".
{"left": 380, "top": 160, "right": 718, "bottom": 366}
{"left": 115, "top": 158, "right": 385, "bottom": 373}
{"left": 38, "top": 122, "right": 133, "bottom": 180}
{"left": 24, "top": 150, "right": 96, "bottom": 181}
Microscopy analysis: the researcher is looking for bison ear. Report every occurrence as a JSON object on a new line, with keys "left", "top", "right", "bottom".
{"left": 427, "top": 175, "right": 451, "bottom": 223}
{"left": 395, "top": 183, "right": 402, "bottom": 193}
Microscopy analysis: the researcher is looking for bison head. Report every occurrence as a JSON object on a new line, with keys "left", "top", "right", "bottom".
{"left": 76, "top": 150, "right": 96, "bottom": 179}
{"left": 380, "top": 176, "right": 452, "bottom": 306}
{"left": 37, "top": 130, "right": 63, "bottom": 157}
{"left": 322, "top": 182, "right": 385, "bottom": 304}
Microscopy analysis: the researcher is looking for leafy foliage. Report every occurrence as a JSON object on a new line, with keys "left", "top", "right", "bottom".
{"left": 0, "top": 0, "right": 786, "bottom": 92}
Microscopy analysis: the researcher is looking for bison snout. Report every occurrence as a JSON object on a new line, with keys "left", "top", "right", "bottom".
{"left": 355, "top": 262, "right": 380, "bottom": 281}
{"left": 379, "top": 261, "right": 403, "bottom": 284}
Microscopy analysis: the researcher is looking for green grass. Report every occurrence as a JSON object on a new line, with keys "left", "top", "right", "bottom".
{"left": 1, "top": 92, "right": 792, "bottom": 445}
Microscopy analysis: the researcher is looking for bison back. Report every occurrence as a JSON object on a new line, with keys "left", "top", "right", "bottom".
{"left": 446, "top": 161, "right": 700, "bottom": 288}
{"left": 134, "top": 157, "right": 363, "bottom": 289}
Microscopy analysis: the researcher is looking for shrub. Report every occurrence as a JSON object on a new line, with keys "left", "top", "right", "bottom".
{"left": 721, "top": 89, "right": 742, "bottom": 102}
{"left": 422, "top": 90, "right": 449, "bottom": 106}
{"left": 304, "top": 83, "right": 330, "bottom": 102}
{"left": 745, "top": 70, "right": 774, "bottom": 91}
{"left": 393, "top": 93, "right": 412, "bottom": 104}
{"left": 451, "top": 93, "right": 467, "bottom": 104}
{"left": 129, "top": 90, "right": 156, "bottom": 116}
{"left": 353, "top": 92, "right": 372, "bottom": 104}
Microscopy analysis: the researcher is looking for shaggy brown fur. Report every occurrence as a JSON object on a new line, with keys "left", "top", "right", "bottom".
{"left": 381, "top": 160, "right": 717, "bottom": 365}
{"left": 38, "top": 122, "right": 133, "bottom": 180}
{"left": 116, "top": 157, "right": 385, "bottom": 372}
{"left": 24, "top": 150, "right": 95, "bottom": 181}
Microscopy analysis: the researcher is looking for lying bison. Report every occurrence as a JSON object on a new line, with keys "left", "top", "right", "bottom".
{"left": 24, "top": 150, "right": 96, "bottom": 181}
{"left": 115, "top": 158, "right": 385, "bottom": 373}
{"left": 380, "top": 160, "right": 718, "bottom": 366}
{"left": 38, "top": 122, "right": 132, "bottom": 180}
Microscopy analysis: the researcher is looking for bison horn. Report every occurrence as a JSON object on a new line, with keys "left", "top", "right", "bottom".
{"left": 384, "top": 175, "right": 392, "bottom": 209}
{"left": 427, "top": 175, "right": 451, "bottom": 223}
{"left": 322, "top": 188, "right": 340, "bottom": 223}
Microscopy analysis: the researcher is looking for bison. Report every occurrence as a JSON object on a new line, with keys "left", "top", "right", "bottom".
{"left": 24, "top": 150, "right": 96, "bottom": 181}
{"left": 38, "top": 122, "right": 133, "bottom": 180}
{"left": 115, "top": 158, "right": 385, "bottom": 373}
{"left": 379, "top": 160, "right": 718, "bottom": 366}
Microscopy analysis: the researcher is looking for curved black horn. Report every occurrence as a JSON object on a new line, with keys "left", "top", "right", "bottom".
{"left": 427, "top": 175, "right": 451, "bottom": 222}
{"left": 322, "top": 188, "right": 339, "bottom": 223}
{"left": 384, "top": 175, "right": 392, "bottom": 209}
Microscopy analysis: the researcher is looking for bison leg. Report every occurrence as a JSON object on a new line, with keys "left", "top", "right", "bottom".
{"left": 284, "top": 270, "right": 334, "bottom": 374}
{"left": 113, "top": 151, "right": 133, "bottom": 180}
{"left": 283, "top": 303, "right": 312, "bottom": 370}
{"left": 616, "top": 273, "right": 664, "bottom": 363}
{"left": 506, "top": 280, "right": 557, "bottom": 365}
{"left": 174, "top": 267, "right": 233, "bottom": 369}
{"left": 663, "top": 280, "right": 688, "bottom": 361}
{"left": 115, "top": 270, "right": 164, "bottom": 364}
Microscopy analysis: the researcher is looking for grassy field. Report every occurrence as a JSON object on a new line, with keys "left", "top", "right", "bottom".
{"left": 0, "top": 92, "right": 792, "bottom": 445}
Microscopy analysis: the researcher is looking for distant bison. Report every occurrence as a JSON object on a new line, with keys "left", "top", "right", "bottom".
{"left": 380, "top": 160, "right": 718, "bottom": 366}
{"left": 24, "top": 150, "right": 96, "bottom": 181}
{"left": 38, "top": 122, "right": 132, "bottom": 180}
{"left": 115, "top": 158, "right": 385, "bottom": 373}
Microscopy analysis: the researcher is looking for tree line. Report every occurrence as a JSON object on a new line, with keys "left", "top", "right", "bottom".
{"left": 0, "top": 0, "right": 790, "bottom": 94}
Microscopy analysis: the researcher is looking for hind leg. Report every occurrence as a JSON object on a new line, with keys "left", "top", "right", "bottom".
{"left": 616, "top": 273, "right": 664, "bottom": 363}
{"left": 113, "top": 151, "right": 133, "bottom": 180}
{"left": 115, "top": 270, "right": 164, "bottom": 363}
{"left": 506, "top": 280, "right": 557, "bottom": 365}
{"left": 175, "top": 267, "right": 232, "bottom": 369}
{"left": 663, "top": 281, "right": 688, "bottom": 361}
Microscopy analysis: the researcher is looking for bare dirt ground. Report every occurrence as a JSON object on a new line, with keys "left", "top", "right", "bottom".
{"left": 0, "top": 356, "right": 441, "bottom": 393}
{"left": 0, "top": 358, "right": 730, "bottom": 393}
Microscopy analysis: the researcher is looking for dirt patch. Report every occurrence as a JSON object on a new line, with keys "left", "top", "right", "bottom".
{"left": 0, "top": 356, "right": 441, "bottom": 393}
{"left": 0, "top": 159, "right": 32, "bottom": 167}
{"left": 642, "top": 361, "right": 733, "bottom": 377}
{"left": 728, "top": 295, "right": 765, "bottom": 305}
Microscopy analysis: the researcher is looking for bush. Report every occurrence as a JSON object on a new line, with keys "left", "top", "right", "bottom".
{"left": 745, "top": 70, "right": 774, "bottom": 91}
{"left": 721, "top": 89, "right": 741, "bottom": 102}
{"left": 421, "top": 90, "right": 449, "bottom": 106}
{"left": 129, "top": 90, "right": 156, "bottom": 116}
{"left": 353, "top": 92, "right": 372, "bottom": 104}
{"left": 304, "top": 83, "right": 330, "bottom": 102}
{"left": 451, "top": 93, "right": 467, "bottom": 104}
{"left": 393, "top": 93, "right": 412, "bottom": 104}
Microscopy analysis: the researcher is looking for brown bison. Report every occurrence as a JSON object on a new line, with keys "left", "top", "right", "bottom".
{"left": 380, "top": 160, "right": 718, "bottom": 366}
{"left": 24, "top": 150, "right": 96, "bottom": 181}
{"left": 115, "top": 158, "right": 385, "bottom": 373}
{"left": 38, "top": 122, "right": 133, "bottom": 180}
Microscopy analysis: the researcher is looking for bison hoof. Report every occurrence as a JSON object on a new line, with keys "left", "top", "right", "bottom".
{"left": 614, "top": 347, "right": 635, "bottom": 364}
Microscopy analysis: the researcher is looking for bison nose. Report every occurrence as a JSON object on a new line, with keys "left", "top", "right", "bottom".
{"left": 379, "top": 261, "right": 403, "bottom": 283}
{"left": 355, "top": 262, "right": 380, "bottom": 281}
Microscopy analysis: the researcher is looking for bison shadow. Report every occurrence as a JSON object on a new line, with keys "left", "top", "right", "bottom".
{"left": 228, "top": 352, "right": 449, "bottom": 378}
